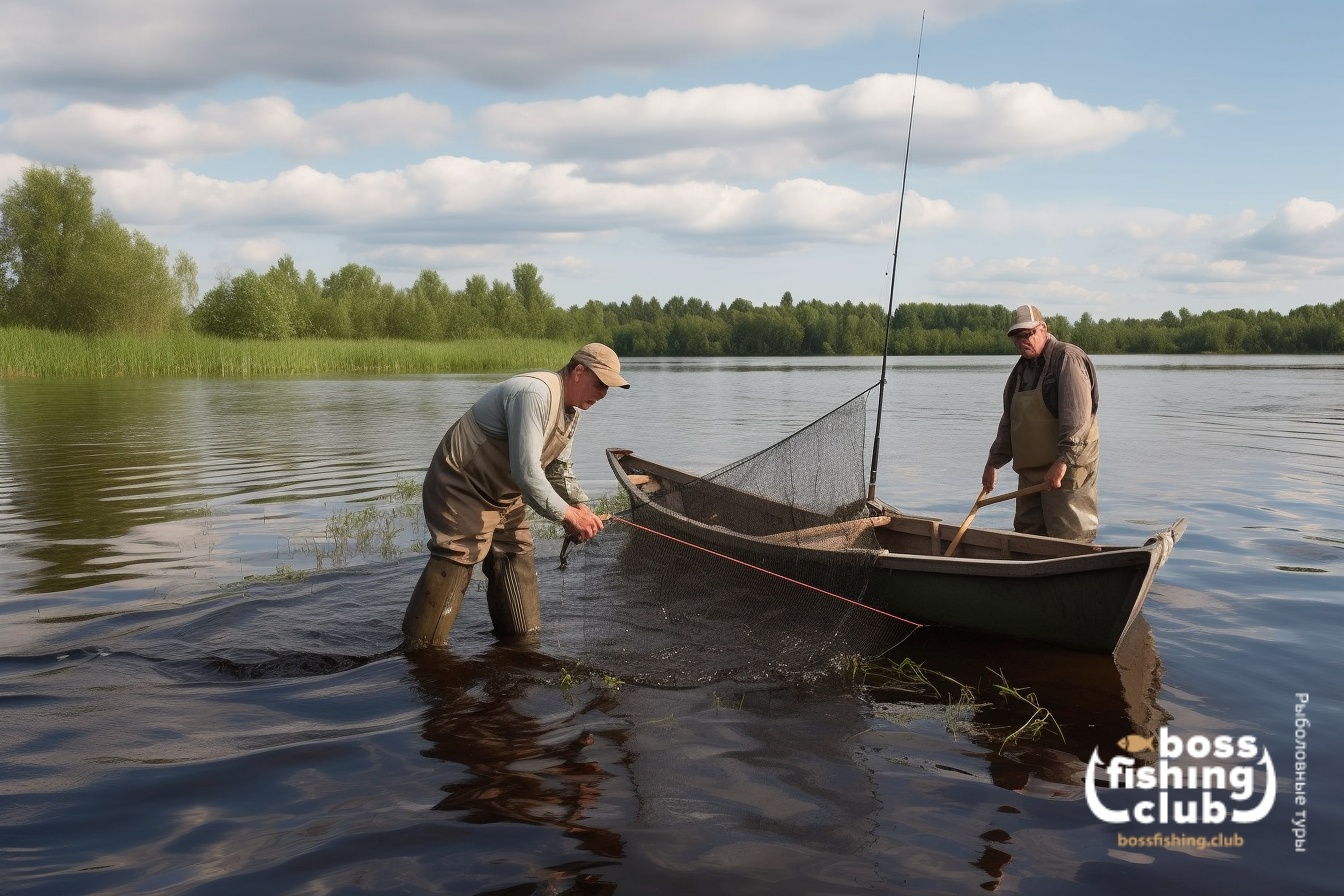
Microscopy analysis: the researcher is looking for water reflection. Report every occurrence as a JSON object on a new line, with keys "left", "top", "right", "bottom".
{"left": 0, "top": 379, "right": 205, "bottom": 591}
{"left": 406, "top": 644, "right": 626, "bottom": 876}
{"left": 0, "top": 378, "right": 450, "bottom": 595}
{"left": 853, "top": 618, "right": 1169, "bottom": 891}
{"left": 874, "top": 617, "right": 1169, "bottom": 792}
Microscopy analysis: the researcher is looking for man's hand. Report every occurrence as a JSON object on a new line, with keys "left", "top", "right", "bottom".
{"left": 1045, "top": 459, "right": 1068, "bottom": 490}
{"left": 981, "top": 464, "right": 998, "bottom": 493}
{"left": 561, "top": 504, "right": 604, "bottom": 542}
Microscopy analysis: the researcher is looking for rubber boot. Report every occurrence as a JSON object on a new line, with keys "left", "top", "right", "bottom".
{"left": 483, "top": 551, "right": 541, "bottom": 638}
{"left": 401, "top": 555, "right": 474, "bottom": 650}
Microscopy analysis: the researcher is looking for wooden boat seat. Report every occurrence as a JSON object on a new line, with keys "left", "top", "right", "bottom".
{"left": 757, "top": 516, "right": 891, "bottom": 549}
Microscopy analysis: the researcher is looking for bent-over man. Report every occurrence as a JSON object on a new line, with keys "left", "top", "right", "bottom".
{"left": 403, "top": 343, "right": 630, "bottom": 649}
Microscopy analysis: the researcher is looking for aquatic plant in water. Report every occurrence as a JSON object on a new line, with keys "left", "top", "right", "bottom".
{"left": 854, "top": 656, "right": 1064, "bottom": 752}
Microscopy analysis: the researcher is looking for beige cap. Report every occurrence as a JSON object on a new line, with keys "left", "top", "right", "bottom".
{"left": 571, "top": 343, "right": 630, "bottom": 388}
{"left": 1007, "top": 304, "right": 1045, "bottom": 333}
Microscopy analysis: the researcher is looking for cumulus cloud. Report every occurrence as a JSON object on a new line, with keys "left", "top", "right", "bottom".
{"left": 0, "top": 152, "right": 32, "bottom": 188}
{"left": 922, "top": 194, "right": 1344, "bottom": 311}
{"left": 0, "top": 95, "right": 452, "bottom": 166}
{"left": 90, "top": 156, "right": 951, "bottom": 254}
{"left": 1241, "top": 198, "right": 1344, "bottom": 258}
{"left": 1, "top": 0, "right": 1041, "bottom": 94}
{"left": 479, "top": 75, "right": 1173, "bottom": 180}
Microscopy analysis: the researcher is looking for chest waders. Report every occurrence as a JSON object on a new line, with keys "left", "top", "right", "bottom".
{"left": 403, "top": 373, "right": 578, "bottom": 649}
{"left": 1008, "top": 372, "right": 1100, "bottom": 542}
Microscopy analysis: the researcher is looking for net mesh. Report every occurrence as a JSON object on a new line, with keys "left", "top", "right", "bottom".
{"left": 547, "top": 389, "right": 921, "bottom": 685}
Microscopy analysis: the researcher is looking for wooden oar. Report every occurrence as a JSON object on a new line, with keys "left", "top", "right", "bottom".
{"left": 943, "top": 481, "right": 1051, "bottom": 557}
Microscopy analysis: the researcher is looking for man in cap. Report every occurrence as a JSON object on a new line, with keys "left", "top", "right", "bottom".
{"left": 981, "top": 305, "right": 1100, "bottom": 542}
{"left": 403, "top": 343, "right": 630, "bottom": 649}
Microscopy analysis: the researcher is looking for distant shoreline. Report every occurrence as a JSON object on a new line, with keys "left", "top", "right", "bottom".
{"left": 2, "top": 327, "right": 1340, "bottom": 379}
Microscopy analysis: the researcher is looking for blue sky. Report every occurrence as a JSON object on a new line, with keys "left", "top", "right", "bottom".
{"left": 2, "top": 0, "right": 1340, "bottom": 320}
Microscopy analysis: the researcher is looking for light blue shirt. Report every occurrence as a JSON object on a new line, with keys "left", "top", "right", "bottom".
{"left": 469, "top": 374, "right": 587, "bottom": 521}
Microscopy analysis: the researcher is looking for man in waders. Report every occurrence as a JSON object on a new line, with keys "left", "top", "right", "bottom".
{"left": 981, "top": 304, "right": 1100, "bottom": 542}
{"left": 402, "top": 344, "right": 630, "bottom": 649}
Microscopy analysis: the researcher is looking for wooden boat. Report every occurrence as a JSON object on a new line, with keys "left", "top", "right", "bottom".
{"left": 606, "top": 448, "right": 1186, "bottom": 655}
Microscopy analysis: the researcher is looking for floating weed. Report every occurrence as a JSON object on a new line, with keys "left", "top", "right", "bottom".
{"left": 989, "top": 668, "right": 1065, "bottom": 751}
{"left": 853, "top": 656, "right": 1063, "bottom": 751}
{"left": 244, "top": 564, "right": 311, "bottom": 583}
{"left": 393, "top": 475, "right": 420, "bottom": 503}
{"left": 552, "top": 664, "right": 623, "bottom": 696}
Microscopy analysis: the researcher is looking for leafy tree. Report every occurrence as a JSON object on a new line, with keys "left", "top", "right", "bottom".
{"left": 192, "top": 269, "right": 296, "bottom": 339}
{"left": 174, "top": 252, "right": 200, "bottom": 312}
{"left": 0, "top": 164, "right": 188, "bottom": 334}
{"left": 0, "top": 165, "right": 95, "bottom": 329}
{"left": 65, "top": 216, "right": 188, "bottom": 334}
{"left": 322, "top": 264, "right": 394, "bottom": 339}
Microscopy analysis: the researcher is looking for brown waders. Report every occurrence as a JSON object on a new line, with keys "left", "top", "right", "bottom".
{"left": 402, "top": 556, "right": 474, "bottom": 651}
{"left": 408, "top": 370, "right": 578, "bottom": 648}
{"left": 402, "top": 502, "right": 543, "bottom": 648}
{"left": 1009, "top": 378, "right": 1100, "bottom": 543}
{"left": 484, "top": 551, "right": 541, "bottom": 637}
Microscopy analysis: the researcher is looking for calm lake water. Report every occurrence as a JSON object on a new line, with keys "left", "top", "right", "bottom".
{"left": 1, "top": 356, "right": 1339, "bottom": 894}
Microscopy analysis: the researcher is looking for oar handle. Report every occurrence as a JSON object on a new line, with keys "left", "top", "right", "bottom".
{"left": 944, "top": 481, "right": 1051, "bottom": 557}
{"left": 975, "top": 480, "right": 1051, "bottom": 508}
{"left": 943, "top": 487, "right": 990, "bottom": 557}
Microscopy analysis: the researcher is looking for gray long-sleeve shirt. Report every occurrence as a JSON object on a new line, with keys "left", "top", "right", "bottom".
{"left": 987, "top": 335, "right": 1099, "bottom": 469}
{"left": 469, "top": 374, "right": 589, "bottom": 521}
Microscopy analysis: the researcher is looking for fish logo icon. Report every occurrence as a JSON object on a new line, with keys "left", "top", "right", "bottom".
{"left": 1116, "top": 734, "right": 1155, "bottom": 753}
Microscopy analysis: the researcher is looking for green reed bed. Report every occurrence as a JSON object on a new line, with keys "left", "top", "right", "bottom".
{"left": 0, "top": 328, "right": 576, "bottom": 378}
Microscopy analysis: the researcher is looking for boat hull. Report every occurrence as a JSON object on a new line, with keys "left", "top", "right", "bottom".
{"left": 606, "top": 448, "right": 1184, "bottom": 655}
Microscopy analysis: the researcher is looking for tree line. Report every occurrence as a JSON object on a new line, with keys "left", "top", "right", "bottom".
{"left": 3, "top": 164, "right": 1343, "bottom": 355}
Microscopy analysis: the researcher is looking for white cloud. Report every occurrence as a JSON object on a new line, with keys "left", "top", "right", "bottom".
{"left": 919, "top": 194, "right": 1344, "bottom": 313}
{"left": 1238, "top": 198, "right": 1344, "bottom": 259}
{"left": 90, "top": 156, "right": 948, "bottom": 254}
{"left": 236, "top": 237, "right": 291, "bottom": 268}
{"left": 0, "top": 0, "right": 1045, "bottom": 94}
{"left": 0, "top": 95, "right": 452, "bottom": 166}
{"left": 479, "top": 75, "right": 1172, "bottom": 180}
{"left": 0, "top": 152, "right": 33, "bottom": 188}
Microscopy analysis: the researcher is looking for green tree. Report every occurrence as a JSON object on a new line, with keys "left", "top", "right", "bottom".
{"left": 0, "top": 165, "right": 95, "bottom": 329}
{"left": 65, "top": 216, "right": 188, "bottom": 334}
{"left": 174, "top": 252, "right": 200, "bottom": 312}
{"left": 0, "top": 165, "right": 188, "bottom": 334}
{"left": 192, "top": 269, "right": 297, "bottom": 339}
{"left": 323, "top": 264, "right": 394, "bottom": 338}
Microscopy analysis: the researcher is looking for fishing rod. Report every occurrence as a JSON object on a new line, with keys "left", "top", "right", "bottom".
{"left": 867, "top": 11, "right": 925, "bottom": 502}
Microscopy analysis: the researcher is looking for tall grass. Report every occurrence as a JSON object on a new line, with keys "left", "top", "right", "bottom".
{"left": 0, "top": 328, "right": 576, "bottom": 378}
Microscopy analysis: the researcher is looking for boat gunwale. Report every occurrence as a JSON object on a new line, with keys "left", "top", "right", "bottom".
{"left": 605, "top": 447, "right": 1177, "bottom": 580}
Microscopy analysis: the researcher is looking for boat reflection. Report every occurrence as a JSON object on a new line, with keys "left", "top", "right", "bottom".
{"left": 868, "top": 614, "right": 1169, "bottom": 792}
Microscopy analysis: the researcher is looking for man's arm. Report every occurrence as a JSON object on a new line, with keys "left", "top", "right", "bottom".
{"left": 1054, "top": 350, "right": 1096, "bottom": 466}
{"left": 983, "top": 369, "right": 1017, "bottom": 490}
{"left": 504, "top": 382, "right": 604, "bottom": 541}
{"left": 503, "top": 381, "right": 574, "bottom": 522}
{"left": 544, "top": 443, "right": 589, "bottom": 507}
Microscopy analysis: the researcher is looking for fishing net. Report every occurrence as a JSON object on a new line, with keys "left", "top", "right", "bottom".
{"left": 547, "top": 389, "right": 922, "bottom": 685}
